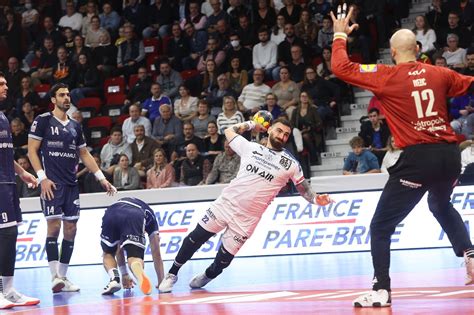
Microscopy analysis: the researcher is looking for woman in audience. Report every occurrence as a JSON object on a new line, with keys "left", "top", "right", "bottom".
{"left": 412, "top": 15, "right": 436, "bottom": 55}
{"left": 199, "top": 59, "right": 218, "bottom": 98}
{"left": 203, "top": 121, "right": 225, "bottom": 163}
{"left": 174, "top": 84, "right": 198, "bottom": 122}
{"left": 11, "top": 118, "right": 28, "bottom": 158}
{"left": 279, "top": 0, "right": 302, "bottom": 25}
{"left": 381, "top": 136, "right": 402, "bottom": 173}
{"left": 317, "top": 46, "right": 336, "bottom": 80}
{"left": 70, "top": 34, "right": 91, "bottom": 64}
{"left": 261, "top": 92, "right": 283, "bottom": 119}
{"left": 295, "top": 9, "right": 318, "bottom": 50}
{"left": 146, "top": 148, "right": 175, "bottom": 189}
{"left": 16, "top": 76, "right": 41, "bottom": 116}
{"left": 226, "top": 57, "right": 248, "bottom": 95}
{"left": 191, "top": 100, "right": 216, "bottom": 138}
{"left": 290, "top": 91, "right": 323, "bottom": 166}
{"left": 442, "top": 33, "right": 467, "bottom": 70}
{"left": 113, "top": 154, "right": 141, "bottom": 191}
{"left": 253, "top": 0, "right": 277, "bottom": 30}
{"left": 70, "top": 53, "right": 101, "bottom": 105}
{"left": 216, "top": 96, "right": 244, "bottom": 134}
{"left": 272, "top": 66, "right": 300, "bottom": 118}
{"left": 271, "top": 14, "right": 286, "bottom": 45}
{"left": 85, "top": 15, "right": 110, "bottom": 48}
{"left": 19, "top": 101, "right": 35, "bottom": 130}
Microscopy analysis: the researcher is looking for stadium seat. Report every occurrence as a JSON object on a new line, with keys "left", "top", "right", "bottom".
{"left": 147, "top": 52, "right": 160, "bottom": 73}
{"left": 311, "top": 56, "right": 322, "bottom": 68}
{"left": 143, "top": 37, "right": 160, "bottom": 55}
{"left": 116, "top": 114, "right": 130, "bottom": 126}
{"left": 35, "top": 83, "right": 51, "bottom": 98}
{"left": 103, "top": 93, "right": 126, "bottom": 117}
{"left": 180, "top": 69, "right": 200, "bottom": 81}
{"left": 104, "top": 76, "right": 126, "bottom": 97}
{"left": 265, "top": 80, "right": 277, "bottom": 88}
{"left": 128, "top": 74, "right": 139, "bottom": 91}
{"left": 98, "top": 135, "right": 110, "bottom": 147}
{"left": 161, "top": 35, "right": 172, "bottom": 56}
{"left": 77, "top": 97, "right": 102, "bottom": 119}
{"left": 87, "top": 116, "right": 113, "bottom": 146}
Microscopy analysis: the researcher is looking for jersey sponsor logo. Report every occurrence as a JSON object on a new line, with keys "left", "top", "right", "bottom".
{"left": 30, "top": 121, "right": 37, "bottom": 132}
{"left": 233, "top": 235, "right": 248, "bottom": 245}
{"left": 0, "top": 130, "right": 9, "bottom": 138}
{"left": 408, "top": 69, "right": 426, "bottom": 76}
{"left": 245, "top": 164, "right": 275, "bottom": 182}
{"left": 252, "top": 150, "right": 263, "bottom": 157}
{"left": 69, "top": 145, "right": 77, "bottom": 150}
{"left": 399, "top": 179, "right": 422, "bottom": 189}
{"left": 279, "top": 156, "right": 292, "bottom": 170}
{"left": 48, "top": 151, "right": 76, "bottom": 158}
{"left": 0, "top": 142, "right": 13, "bottom": 148}
{"left": 359, "top": 64, "right": 377, "bottom": 73}
{"left": 47, "top": 140, "right": 64, "bottom": 148}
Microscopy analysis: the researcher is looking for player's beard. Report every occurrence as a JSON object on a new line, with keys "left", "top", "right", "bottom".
{"left": 268, "top": 134, "right": 284, "bottom": 151}
{"left": 56, "top": 102, "right": 71, "bottom": 113}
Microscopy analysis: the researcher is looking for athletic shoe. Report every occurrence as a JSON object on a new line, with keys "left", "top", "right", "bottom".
{"left": 61, "top": 278, "right": 80, "bottom": 292}
{"left": 4, "top": 289, "right": 40, "bottom": 306}
{"left": 102, "top": 280, "right": 121, "bottom": 295}
{"left": 353, "top": 289, "right": 391, "bottom": 307}
{"left": 52, "top": 276, "right": 65, "bottom": 293}
{"left": 0, "top": 294, "right": 14, "bottom": 309}
{"left": 158, "top": 273, "right": 178, "bottom": 293}
{"left": 189, "top": 272, "right": 213, "bottom": 289}
{"left": 130, "top": 261, "right": 152, "bottom": 295}
{"left": 465, "top": 249, "right": 474, "bottom": 285}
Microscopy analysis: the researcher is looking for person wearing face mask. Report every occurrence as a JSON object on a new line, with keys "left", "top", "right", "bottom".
{"left": 224, "top": 33, "right": 252, "bottom": 71}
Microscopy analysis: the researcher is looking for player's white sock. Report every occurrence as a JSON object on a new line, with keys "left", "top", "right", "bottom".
{"left": 57, "top": 263, "right": 69, "bottom": 278}
{"left": 49, "top": 261, "right": 59, "bottom": 278}
{"left": 2, "top": 277, "right": 13, "bottom": 294}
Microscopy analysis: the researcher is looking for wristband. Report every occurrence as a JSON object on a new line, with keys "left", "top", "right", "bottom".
{"left": 245, "top": 121, "right": 256, "bottom": 131}
{"left": 119, "top": 265, "right": 128, "bottom": 275}
{"left": 94, "top": 170, "right": 106, "bottom": 181}
{"left": 333, "top": 32, "right": 348, "bottom": 40}
{"left": 37, "top": 170, "right": 47, "bottom": 183}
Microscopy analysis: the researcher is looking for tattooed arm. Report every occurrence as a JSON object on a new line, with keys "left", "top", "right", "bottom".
{"left": 296, "top": 179, "right": 333, "bottom": 206}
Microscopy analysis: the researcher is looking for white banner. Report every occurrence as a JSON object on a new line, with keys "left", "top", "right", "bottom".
{"left": 15, "top": 186, "right": 474, "bottom": 268}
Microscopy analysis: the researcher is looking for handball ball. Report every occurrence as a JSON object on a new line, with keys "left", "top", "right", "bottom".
{"left": 252, "top": 110, "right": 273, "bottom": 129}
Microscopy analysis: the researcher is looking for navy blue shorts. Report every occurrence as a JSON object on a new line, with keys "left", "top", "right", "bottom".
{"left": 0, "top": 184, "right": 21, "bottom": 229}
{"left": 40, "top": 184, "right": 80, "bottom": 220}
{"left": 100, "top": 202, "right": 146, "bottom": 252}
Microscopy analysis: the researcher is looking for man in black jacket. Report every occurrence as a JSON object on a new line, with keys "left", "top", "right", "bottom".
{"left": 359, "top": 108, "right": 391, "bottom": 166}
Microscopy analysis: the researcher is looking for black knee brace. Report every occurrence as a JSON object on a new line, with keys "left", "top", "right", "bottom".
{"left": 205, "top": 244, "right": 235, "bottom": 279}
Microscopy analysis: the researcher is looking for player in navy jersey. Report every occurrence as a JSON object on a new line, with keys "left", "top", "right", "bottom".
{"left": 0, "top": 72, "right": 40, "bottom": 309}
{"left": 28, "top": 83, "right": 116, "bottom": 293}
{"left": 330, "top": 5, "right": 474, "bottom": 307}
{"left": 100, "top": 197, "right": 164, "bottom": 295}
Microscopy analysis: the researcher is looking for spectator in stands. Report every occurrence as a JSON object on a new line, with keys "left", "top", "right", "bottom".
{"left": 205, "top": 139, "right": 240, "bottom": 184}
{"left": 317, "top": 46, "right": 336, "bottom": 80}
{"left": 51, "top": 46, "right": 76, "bottom": 88}
{"left": 81, "top": 0, "right": 98, "bottom": 37}
{"left": 434, "top": 56, "right": 448, "bottom": 67}
{"left": 272, "top": 66, "right": 300, "bottom": 117}
{"left": 142, "top": 83, "right": 172, "bottom": 123}
{"left": 203, "top": 121, "right": 225, "bottom": 163}
{"left": 416, "top": 41, "right": 433, "bottom": 64}
{"left": 463, "top": 49, "right": 474, "bottom": 76}
{"left": 116, "top": 25, "right": 145, "bottom": 80}
{"left": 58, "top": 1, "right": 83, "bottom": 32}
{"left": 5, "top": 57, "right": 26, "bottom": 109}
{"left": 253, "top": 26, "right": 278, "bottom": 80}
{"left": 123, "top": 67, "right": 151, "bottom": 110}
{"left": 131, "top": 124, "right": 160, "bottom": 177}
{"left": 228, "top": 0, "right": 251, "bottom": 30}
{"left": 198, "top": 59, "right": 218, "bottom": 98}
{"left": 181, "top": 0, "right": 207, "bottom": 31}
{"left": 80, "top": 154, "right": 107, "bottom": 193}
{"left": 413, "top": 15, "right": 437, "bottom": 55}
{"left": 179, "top": 143, "right": 211, "bottom": 186}
{"left": 156, "top": 60, "right": 183, "bottom": 102}
{"left": 123, "top": 103, "right": 152, "bottom": 144}
{"left": 225, "top": 33, "right": 252, "bottom": 71}
{"left": 367, "top": 95, "right": 385, "bottom": 119}
{"left": 100, "top": 127, "right": 133, "bottom": 175}
{"left": 192, "top": 100, "right": 216, "bottom": 138}
{"left": 15, "top": 155, "right": 40, "bottom": 197}
{"left": 442, "top": 34, "right": 467, "bottom": 70}
{"left": 146, "top": 148, "right": 175, "bottom": 189}
{"left": 317, "top": 15, "right": 333, "bottom": 53}
{"left": 207, "top": 0, "right": 228, "bottom": 28}
{"left": 359, "top": 108, "right": 391, "bottom": 165}
{"left": 279, "top": 0, "right": 302, "bottom": 25}
{"left": 261, "top": 92, "right": 283, "bottom": 119}
{"left": 21, "top": 0, "right": 39, "bottom": 50}
{"left": 70, "top": 34, "right": 91, "bottom": 64}
{"left": 271, "top": 14, "right": 287, "bottom": 45}
{"left": 347, "top": 4, "right": 372, "bottom": 63}
{"left": 295, "top": 9, "right": 318, "bottom": 51}
{"left": 19, "top": 101, "right": 35, "bottom": 130}
{"left": 274, "top": 23, "right": 307, "bottom": 80}
{"left": 30, "top": 37, "right": 57, "bottom": 87}
{"left": 122, "top": 0, "right": 148, "bottom": 34}
{"left": 182, "top": 22, "right": 208, "bottom": 70}
{"left": 143, "top": 0, "right": 173, "bottom": 39}
{"left": 152, "top": 104, "right": 183, "bottom": 154}
{"left": 425, "top": 0, "right": 448, "bottom": 32}
{"left": 196, "top": 37, "right": 226, "bottom": 72}
{"left": 343, "top": 136, "right": 381, "bottom": 175}
{"left": 206, "top": 74, "right": 237, "bottom": 116}
{"left": 11, "top": 118, "right": 28, "bottom": 158}
{"left": 174, "top": 84, "right": 198, "bottom": 122}
{"left": 166, "top": 22, "right": 190, "bottom": 72}
{"left": 217, "top": 96, "right": 244, "bottom": 134}
{"left": 309, "top": 0, "right": 331, "bottom": 26}
{"left": 16, "top": 76, "right": 40, "bottom": 116}
{"left": 63, "top": 27, "right": 75, "bottom": 55}
{"left": 253, "top": 0, "right": 277, "bottom": 30}
{"left": 173, "top": 122, "right": 205, "bottom": 158}
{"left": 446, "top": 0, "right": 474, "bottom": 27}
{"left": 226, "top": 57, "right": 248, "bottom": 96}
{"left": 85, "top": 15, "right": 110, "bottom": 48}
{"left": 436, "top": 11, "right": 471, "bottom": 49}
{"left": 461, "top": 141, "right": 474, "bottom": 174}
{"left": 70, "top": 53, "right": 100, "bottom": 105}
{"left": 99, "top": 2, "right": 120, "bottom": 37}
{"left": 113, "top": 154, "right": 141, "bottom": 190}
{"left": 450, "top": 92, "right": 474, "bottom": 140}
{"left": 381, "top": 136, "right": 402, "bottom": 173}
{"left": 33, "top": 16, "right": 62, "bottom": 55}
{"left": 92, "top": 33, "right": 116, "bottom": 79}
{"left": 238, "top": 69, "right": 272, "bottom": 115}
{"left": 290, "top": 91, "right": 323, "bottom": 165}
{"left": 300, "top": 66, "right": 340, "bottom": 123}
{"left": 213, "top": 19, "right": 230, "bottom": 50}
{"left": 2, "top": 10, "right": 22, "bottom": 61}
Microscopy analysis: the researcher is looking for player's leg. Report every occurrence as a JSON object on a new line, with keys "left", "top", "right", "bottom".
{"left": 58, "top": 185, "right": 81, "bottom": 292}
{"left": 100, "top": 208, "right": 122, "bottom": 295}
{"left": 189, "top": 244, "right": 235, "bottom": 289}
{"left": 125, "top": 245, "right": 152, "bottom": 295}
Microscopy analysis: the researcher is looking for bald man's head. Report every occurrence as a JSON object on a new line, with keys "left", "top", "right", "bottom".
{"left": 389, "top": 29, "right": 418, "bottom": 64}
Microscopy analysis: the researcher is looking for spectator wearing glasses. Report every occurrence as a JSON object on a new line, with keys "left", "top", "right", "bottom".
{"left": 206, "top": 74, "right": 237, "bottom": 116}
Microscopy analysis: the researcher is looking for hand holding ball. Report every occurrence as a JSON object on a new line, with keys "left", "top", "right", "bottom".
{"left": 252, "top": 110, "right": 273, "bottom": 131}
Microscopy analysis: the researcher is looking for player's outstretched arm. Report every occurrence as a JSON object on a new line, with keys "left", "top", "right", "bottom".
{"left": 79, "top": 147, "right": 117, "bottom": 195}
{"left": 296, "top": 179, "right": 334, "bottom": 206}
{"left": 149, "top": 234, "right": 164, "bottom": 287}
{"left": 224, "top": 121, "right": 267, "bottom": 142}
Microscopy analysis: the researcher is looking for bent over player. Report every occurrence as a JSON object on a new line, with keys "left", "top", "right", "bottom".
{"left": 330, "top": 5, "right": 474, "bottom": 308}
{"left": 159, "top": 117, "right": 333, "bottom": 293}
{"left": 100, "top": 197, "right": 164, "bottom": 295}
{"left": 28, "top": 83, "right": 116, "bottom": 293}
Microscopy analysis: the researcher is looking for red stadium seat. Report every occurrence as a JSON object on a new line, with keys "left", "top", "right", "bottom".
{"left": 104, "top": 76, "right": 126, "bottom": 96}
{"left": 98, "top": 135, "right": 110, "bottom": 147}
{"left": 265, "top": 80, "right": 277, "bottom": 88}
{"left": 103, "top": 93, "right": 126, "bottom": 117}
{"left": 161, "top": 35, "right": 172, "bottom": 56}
{"left": 311, "top": 56, "right": 322, "bottom": 68}
{"left": 35, "top": 83, "right": 51, "bottom": 98}
{"left": 143, "top": 37, "right": 160, "bottom": 55}
{"left": 87, "top": 116, "right": 113, "bottom": 146}
{"left": 116, "top": 114, "right": 130, "bottom": 126}
{"left": 180, "top": 69, "right": 200, "bottom": 81}
{"left": 147, "top": 53, "right": 160, "bottom": 73}
{"left": 77, "top": 97, "right": 102, "bottom": 119}
{"left": 128, "top": 74, "right": 139, "bottom": 91}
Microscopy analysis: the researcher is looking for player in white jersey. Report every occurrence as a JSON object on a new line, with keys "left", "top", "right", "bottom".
{"left": 159, "top": 117, "right": 333, "bottom": 293}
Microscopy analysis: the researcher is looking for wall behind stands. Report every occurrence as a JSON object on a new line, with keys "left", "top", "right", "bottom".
{"left": 16, "top": 174, "right": 474, "bottom": 269}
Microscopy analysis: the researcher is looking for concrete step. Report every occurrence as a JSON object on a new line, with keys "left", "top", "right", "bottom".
{"left": 325, "top": 138, "right": 351, "bottom": 153}
{"left": 335, "top": 126, "right": 360, "bottom": 140}
{"left": 354, "top": 90, "right": 373, "bottom": 98}
{"left": 320, "top": 151, "right": 347, "bottom": 167}
{"left": 412, "top": 0, "right": 430, "bottom": 4}
{"left": 353, "top": 96, "right": 372, "bottom": 107}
